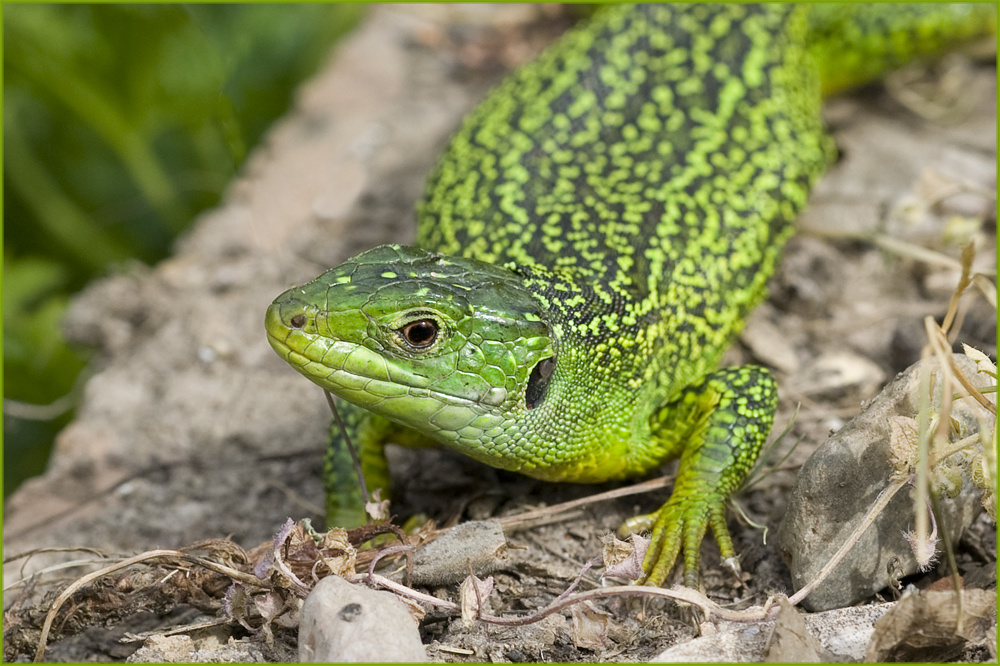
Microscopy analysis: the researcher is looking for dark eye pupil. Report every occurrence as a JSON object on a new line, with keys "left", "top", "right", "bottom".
{"left": 402, "top": 320, "right": 438, "bottom": 348}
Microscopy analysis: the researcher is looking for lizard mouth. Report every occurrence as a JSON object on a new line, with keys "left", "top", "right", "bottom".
{"left": 268, "top": 334, "right": 472, "bottom": 405}
{"left": 265, "top": 300, "right": 430, "bottom": 394}
{"left": 265, "top": 321, "right": 508, "bottom": 425}
{"left": 274, "top": 337, "right": 508, "bottom": 438}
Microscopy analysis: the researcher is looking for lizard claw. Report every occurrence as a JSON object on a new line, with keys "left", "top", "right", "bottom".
{"left": 722, "top": 555, "right": 742, "bottom": 580}
{"left": 630, "top": 492, "right": 735, "bottom": 587}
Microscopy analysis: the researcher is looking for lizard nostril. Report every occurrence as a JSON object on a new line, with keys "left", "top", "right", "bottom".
{"left": 289, "top": 314, "right": 307, "bottom": 329}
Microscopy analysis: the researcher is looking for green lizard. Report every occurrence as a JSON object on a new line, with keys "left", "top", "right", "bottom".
{"left": 265, "top": 4, "right": 994, "bottom": 586}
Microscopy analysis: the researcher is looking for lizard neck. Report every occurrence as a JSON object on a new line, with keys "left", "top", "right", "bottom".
{"left": 452, "top": 263, "right": 669, "bottom": 482}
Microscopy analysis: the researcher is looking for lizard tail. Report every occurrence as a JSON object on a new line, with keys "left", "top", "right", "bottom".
{"left": 808, "top": 3, "right": 997, "bottom": 97}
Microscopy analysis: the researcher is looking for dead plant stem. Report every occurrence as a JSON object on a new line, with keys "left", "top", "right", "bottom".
{"left": 33, "top": 549, "right": 266, "bottom": 662}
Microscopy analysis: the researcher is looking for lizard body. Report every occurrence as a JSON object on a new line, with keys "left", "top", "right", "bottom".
{"left": 265, "top": 4, "right": 995, "bottom": 585}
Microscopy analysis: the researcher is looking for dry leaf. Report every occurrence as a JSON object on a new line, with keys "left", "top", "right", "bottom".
{"left": 223, "top": 582, "right": 254, "bottom": 631}
{"left": 866, "top": 588, "right": 996, "bottom": 661}
{"left": 365, "top": 488, "right": 391, "bottom": 523}
{"left": 396, "top": 593, "right": 428, "bottom": 624}
{"left": 764, "top": 597, "right": 826, "bottom": 662}
{"left": 459, "top": 574, "right": 494, "bottom": 627}
{"left": 570, "top": 601, "right": 610, "bottom": 651}
{"left": 601, "top": 533, "right": 648, "bottom": 581}
{"left": 962, "top": 343, "right": 997, "bottom": 379}
{"left": 315, "top": 528, "right": 357, "bottom": 578}
{"left": 255, "top": 590, "right": 284, "bottom": 623}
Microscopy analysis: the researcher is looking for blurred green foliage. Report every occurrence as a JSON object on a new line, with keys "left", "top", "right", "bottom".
{"left": 3, "top": 3, "right": 365, "bottom": 495}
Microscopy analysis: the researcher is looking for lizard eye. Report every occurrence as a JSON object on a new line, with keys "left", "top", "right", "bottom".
{"left": 525, "top": 356, "right": 556, "bottom": 409}
{"left": 399, "top": 319, "right": 439, "bottom": 349}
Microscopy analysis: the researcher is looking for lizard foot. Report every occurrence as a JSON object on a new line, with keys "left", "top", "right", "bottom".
{"left": 634, "top": 491, "right": 738, "bottom": 587}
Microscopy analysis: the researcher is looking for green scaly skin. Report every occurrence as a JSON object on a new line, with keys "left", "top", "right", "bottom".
{"left": 265, "top": 4, "right": 995, "bottom": 586}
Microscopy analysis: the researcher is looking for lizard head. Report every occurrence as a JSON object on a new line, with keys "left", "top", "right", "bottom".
{"left": 265, "top": 244, "right": 559, "bottom": 455}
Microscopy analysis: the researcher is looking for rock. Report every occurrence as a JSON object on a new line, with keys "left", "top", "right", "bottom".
{"left": 411, "top": 519, "right": 508, "bottom": 586}
{"left": 650, "top": 602, "right": 894, "bottom": 662}
{"left": 651, "top": 593, "right": 996, "bottom": 663}
{"left": 127, "top": 635, "right": 269, "bottom": 663}
{"left": 298, "top": 576, "right": 426, "bottom": 662}
{"left": 740, "top": 306, "right": 802, "bottom": 375}
{"left": 792, "top": 351, "right": 886, "bottom": 401}
{"left": 128, "top": 635, "right": 197, "bottom": 663}
{"left": 778, "top": 353, "right": 995, "bottom": 611}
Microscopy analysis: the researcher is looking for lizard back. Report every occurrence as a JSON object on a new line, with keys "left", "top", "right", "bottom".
{"left": 419, "top": 5, "right": 829, "bottom": 314}
{"left": 417, "top": 4, "right": 832, "bottom": 390}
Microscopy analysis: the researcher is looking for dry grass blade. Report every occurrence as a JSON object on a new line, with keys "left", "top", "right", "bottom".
{"left": 359, "top": 571, "right": 774, "bottom": 625}
{"left": 971, "top": 274, "right": 996, "bottom": 308}
{"left": 34, "top": 550, "right": 182, "bottom": 662}
{"left": 32, "top": 548, "right": 265, "bottom": 662}
{"left": 939, "top": 241, "right": 975, "bottom": 335}
{"left": 498, "top": 475, "right": 671, "bottom": 531}
{"left": 945, "top": 350, "right": 997, "bottom": 415}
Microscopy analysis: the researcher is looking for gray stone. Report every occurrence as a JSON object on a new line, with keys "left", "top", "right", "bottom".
{"left": 411, "top": 519, "right": 508, "bottom": 586}
{"left": 650, "top": 602, "right": 894, "bottom": 662}
{"left": 778, "top": 353, "right": 994, "bottom": 611}
{"left": 127, "top": 634, "right": 270, "bottom": 663}
{"left": 299, "top": 576, "right": 426, "bottom": 662}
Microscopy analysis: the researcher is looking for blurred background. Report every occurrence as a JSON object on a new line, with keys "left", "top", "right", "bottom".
{"left": 3, "top": 3, "right": 365, "bottom": 497}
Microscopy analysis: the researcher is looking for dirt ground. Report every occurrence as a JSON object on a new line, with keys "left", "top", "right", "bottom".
{"left": 3, "top": 6, "right": 996, "bottom": 663}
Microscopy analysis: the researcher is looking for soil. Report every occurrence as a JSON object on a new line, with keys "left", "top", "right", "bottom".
{"left": 3, "top": 6, "right": 996, "bottom": 663}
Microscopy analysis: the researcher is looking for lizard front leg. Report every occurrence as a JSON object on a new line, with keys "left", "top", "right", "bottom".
{"left": 634, "top": 366, "right": 778, "bottom": 587}
{"left": 324, "top": 400, "right": 434, "bottom": 528}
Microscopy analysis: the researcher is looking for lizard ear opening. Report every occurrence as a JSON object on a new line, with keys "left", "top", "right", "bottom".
{"left": 525, "top": 356, "right": 556, "bottom": 410}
